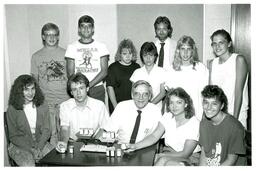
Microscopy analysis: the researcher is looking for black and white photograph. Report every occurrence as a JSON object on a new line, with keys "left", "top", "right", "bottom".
{"left": 2, "top": 0, "right": 254, "bottom": 168}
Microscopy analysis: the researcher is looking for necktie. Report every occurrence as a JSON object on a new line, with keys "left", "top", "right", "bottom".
{"left": 158, "top": 43, "right": 165, "bottom": 67}
{"left": 129, "top": 110, "right": 142, "bottom": 144}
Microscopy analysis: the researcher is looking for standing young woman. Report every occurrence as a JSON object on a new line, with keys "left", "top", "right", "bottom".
{"left": 6, "top": 75, "right": 53, "bottom": 166}
{"left": 209, "top": 29, "right": 248, "bottom": 129}
{"left": 165, "top": 35, "right": 208, "bottom": 121}
{"left": 130, "top": 42, "right": 166, "bottom": 109}
{"left": 106, "top": 39, "right": 140, "bottom": 114}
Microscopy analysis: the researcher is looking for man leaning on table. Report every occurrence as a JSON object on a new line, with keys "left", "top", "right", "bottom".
{"left": 56, "top": 73, "right": 109, "bottom": 152}
{"left": 103, "top": 80, "right": 162, "bottom": 144}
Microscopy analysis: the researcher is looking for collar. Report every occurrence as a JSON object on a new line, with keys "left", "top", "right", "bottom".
{"left": 71, "top": 97, "right": 92, "bottom": 111}
{"left": 156, "top": 37, "right": 171, "bottom": 44}
{"left": 78, "top": 39, "right": 94, "bottom": 45}
{"left": 142, "top": 64, "right": 157, "bottom": 74}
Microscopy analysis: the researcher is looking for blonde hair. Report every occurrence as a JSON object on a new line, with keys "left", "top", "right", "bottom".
{"left": 115, "top": 39, "right": 137, "bottom": 62}
{"left": 172, "top": 35, "right": 199, "bottom": 71}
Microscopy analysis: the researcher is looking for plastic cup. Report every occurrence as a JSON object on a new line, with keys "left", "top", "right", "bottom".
{"left": 116, "top": 149, "right": 122, "bottom": 157}
{"left": 121, "top": 144, "right": 126, "bottom": 150}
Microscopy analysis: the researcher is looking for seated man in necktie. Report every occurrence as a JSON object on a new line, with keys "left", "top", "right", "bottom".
{"left": 103, "top": 80, "right": 162, "bottom": 144}
{"left": 56, "top": 73, "right": 109, "bottom": 152}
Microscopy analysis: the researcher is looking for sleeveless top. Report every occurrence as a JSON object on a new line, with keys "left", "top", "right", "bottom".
{"left": 211, "top": 53, "right": 248, "bottom": 125}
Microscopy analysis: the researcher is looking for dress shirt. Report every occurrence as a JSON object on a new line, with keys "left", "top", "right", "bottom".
{"left": 104, "top": 100, "right": 161, "bottom": 143}
{"left": 155, "top": 37, "right": 177, "bottom": 71}
{"left": 60, "top": 97, "right": 109, "bottom": 140}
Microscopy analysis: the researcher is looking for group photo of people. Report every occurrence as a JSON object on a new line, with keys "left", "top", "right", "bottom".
{"left": 3, "top": 3, "right": 252, "bottom": 167}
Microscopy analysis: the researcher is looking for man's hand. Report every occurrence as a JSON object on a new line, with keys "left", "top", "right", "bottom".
{"left": 123, "top": 144, "right": 136, "bottom": 153}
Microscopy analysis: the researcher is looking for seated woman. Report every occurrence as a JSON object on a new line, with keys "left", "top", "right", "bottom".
{"left": 125, "top": 87, "right": 200, "bottom": 166}
{"left": 6, "top": 74, "right": 53, "bottom": 166}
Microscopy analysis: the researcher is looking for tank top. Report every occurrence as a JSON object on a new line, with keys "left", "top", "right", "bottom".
{"left": 211, "top": 53, "right": 248, "bottom": 125}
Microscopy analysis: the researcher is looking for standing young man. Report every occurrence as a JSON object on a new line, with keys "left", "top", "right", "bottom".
{"left": 154, "top": 16, "right": 177, "bottom": 71}
{"left": 65, "top": 15, "right": 109, "bottom": 103}
{"left": 31, "top": 23, "right": 69, "bottom": 146}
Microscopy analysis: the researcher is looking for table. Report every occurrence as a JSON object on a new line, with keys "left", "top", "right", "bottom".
{"left": 39, "top": 142, "right": 157, "bottom": 166}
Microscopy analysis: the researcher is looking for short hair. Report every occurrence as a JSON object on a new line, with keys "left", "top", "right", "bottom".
{"left": 162, "top": 87, "right": 195, "bottom": 119}
{"left": 8, "top": 74, "right": 44, "bottom": 110}
{"left": 131, "top": 80, "right": 153, "bottom": 101}
{"left": 140, "top": 42, "right": 158, "bottom": 64}
{"left": 67, "top": 72, "right": 89, "bottom": 94}
{"left": 41, "top": 23, "right": 60, "bottom": 45}
{"left": 201, "top": 85, "right": 228, "bottom": 113}
{"left": 78, "top": 15, "right": 94, "bottom": 28}
{"left": 154, "top": 16, "right": 173, "bottom": 38}
{"left": 115, "top": 39, "right": 137, "bottom": 62}
{"left": 41, "top": 23, "right": 60, "bottom": 36}
{"left": 173, "top": 35, "right": 199, "bottom": 71}
{"left": 210, "top": 29, "right": 233, "bottom": 52}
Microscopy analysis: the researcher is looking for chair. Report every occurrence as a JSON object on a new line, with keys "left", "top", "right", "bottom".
{"left": 156, "top": 138, "right": 165, "bottom": 153}
{"left": 4, "top": 112, "right": 18, "bottom": 166}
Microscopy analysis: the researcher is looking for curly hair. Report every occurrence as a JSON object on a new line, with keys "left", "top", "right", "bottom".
{"left": 201, "top": 85, "right": 228, "bottom": 113}
{"left": 140, "top": 42, "right": 158, "bottom": 64}
{"left": 162, "top": 87, "right": 195, "bottom": 118}
{"left": 8, "top": 74, "right": 44, "bottom": 110}
{"left": 115, "top": 39, "right": 137, "bottom": 62}
{"left": 172, "top": 35, "right": 199, "bottom": 71}
{"left": 154, "top": 16, "right": 173, "bottom": 38}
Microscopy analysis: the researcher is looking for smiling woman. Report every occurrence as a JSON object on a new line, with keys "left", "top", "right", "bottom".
{"left": 199, "top": 85, "right": 247, "bottom": 166}
{"left": 165, "top": 35, "right": 208, "bottom": 121}
{"left": 209, "top": 29, "right": 249, "bottom": 129}
{"left": 23, "top": 84, "right": 36, "bottom": 104}
{"left": 6, "top": 74, "right": 53, "bottom": 166}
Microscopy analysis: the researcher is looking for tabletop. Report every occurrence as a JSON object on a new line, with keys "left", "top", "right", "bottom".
{"left": 39, "top": 141, "right": 157, "bottom": 166}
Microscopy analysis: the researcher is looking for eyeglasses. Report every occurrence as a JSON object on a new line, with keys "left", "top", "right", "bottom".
{"left": 133, "top": 92, "right": 150, "bottom": 99}
{"left": 44, "top": 33, "right": 58, "bottom": 37}
{"left": 211, "top": 41, "right": 227, "bottom": 47}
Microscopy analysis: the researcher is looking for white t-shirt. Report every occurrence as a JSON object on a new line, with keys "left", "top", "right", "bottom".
{"left": 165, "top": 62, "right": 208, "bottom": 121}
{"left": 60, "top": 97, "right": 109, "bottom": 140}
{"left": 65, "top": 40, "right": 109, "bottom": 86}
{"left": 155, "top": 37, "right": 177, "bottom": 71}
{"left": 160, "top": 113, "right": 200, "bottom": 153}
{"left": 24, "top": 102, "right": 37, "bottom": 134}
{"left": 130, "top": 65, "right": 167, "bottom": 108}
{"left": 104, "top": 100, "right": 162, "bottom": 143}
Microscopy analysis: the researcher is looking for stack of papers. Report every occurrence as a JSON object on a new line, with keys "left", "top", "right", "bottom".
{"left": 80, "top": 144, "right": 107, "bottom": 153}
